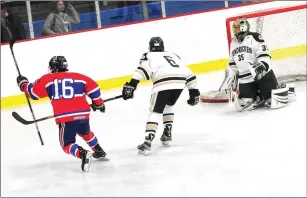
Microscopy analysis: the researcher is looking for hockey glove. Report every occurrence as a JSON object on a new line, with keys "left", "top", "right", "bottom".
{"left": 252, "top": 61, "right": 267, "bottom": 80}
{"left": 91, "top": 102, "right": 105, "bottom": 113}
{"left": 122, "top": 79, "right": 139, "bottom": 100}
{"left": 187, "top": 89, "right": 200, "bottom": 106}
{"left": 16, "top": 75, "right": 29, "bottom": 92}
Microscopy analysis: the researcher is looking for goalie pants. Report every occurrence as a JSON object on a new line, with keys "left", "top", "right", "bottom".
{"left": 58, "top": 119, "right": 98, "bottom": 158}
{"left": 239, "top": 70, "right": 278, "bottom": 100}
{"left": 150, "top": 89, "right": 183, "bottom": 113}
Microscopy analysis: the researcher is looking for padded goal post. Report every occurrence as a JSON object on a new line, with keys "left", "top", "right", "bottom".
{"left": 201, "top": 4, "right": 307, "bottom": 103}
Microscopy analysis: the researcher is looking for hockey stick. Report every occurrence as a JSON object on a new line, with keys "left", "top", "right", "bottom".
{"left": 7, "top": 28, "right": 44, "bottom": 145}
{"left": 12, "top": 95, "right": 122, "bottom": 125}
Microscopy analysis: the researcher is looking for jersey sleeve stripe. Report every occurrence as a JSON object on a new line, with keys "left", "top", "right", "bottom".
{"left": 135, "top": 70, "right": 146, "bottom": 80}
{"left": 186, "top": 80, "right": 197, "bottom": 88}
{"left": 137, "top": 67, "right": 150, "bottom": 80}
{"left": 26, "top": 83, "right": 39, "bottom": 100}
{"left": 88, "top": 88, "right": 101, "bottom": 100}
{"left": 87, "top": 87, "right": 100, "bottom": 95}
{"left": 257, "top": 54, "right": 271, "bottom": 59}
{"left": 186, "top": 76, "right": 196, "bottom": 84}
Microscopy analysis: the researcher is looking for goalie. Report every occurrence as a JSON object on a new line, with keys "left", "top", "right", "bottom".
{"left": 206, "top": 17, "right": 294, "bottom": 111}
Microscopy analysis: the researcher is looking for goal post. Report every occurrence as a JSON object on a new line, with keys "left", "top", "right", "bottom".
{"left": 201, "top": 4, "right": 307, "bottom": 103}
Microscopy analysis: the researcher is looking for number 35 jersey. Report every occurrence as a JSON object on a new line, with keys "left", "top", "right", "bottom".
{"left": 132, "top": 51, "right": 197, "bottom": 93}
{"left": 228, "top": 32, "right": 272, "bottom": 84}
{"left": 23, "top": 72, "right": 103, "bottom": 124}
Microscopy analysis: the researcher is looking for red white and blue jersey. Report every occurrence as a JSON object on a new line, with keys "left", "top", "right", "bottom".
{"left": 23, "top": 72, "right": 103, "bottom": 124}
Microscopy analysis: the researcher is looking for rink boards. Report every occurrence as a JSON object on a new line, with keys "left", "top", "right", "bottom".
{"left": 0, "top": 1, "right": 305, "bottom": 109}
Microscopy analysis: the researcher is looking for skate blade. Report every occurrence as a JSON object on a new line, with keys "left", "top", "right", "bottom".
{"left": 96, "top": 156, "right": 110, "bottom": 161}
{"left": 138, "top": 149, "right": 151, "bottom": 156}
{"left": 161, "top": 141, "right": 171, "bottom": 147}
{"left": 83, "top": 152, "right": 93, "bottom": 173}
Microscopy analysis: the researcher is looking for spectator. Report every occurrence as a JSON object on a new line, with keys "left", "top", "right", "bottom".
{"left": 42, "top": 1, "right": 80, "bottom": 36}
{"left": 1, "top": 5, "right": 26, "bottom": 43}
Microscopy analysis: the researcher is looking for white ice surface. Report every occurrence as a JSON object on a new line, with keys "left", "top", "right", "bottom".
{"left": 1, "top": 71, "right": 306, "bottom": 197}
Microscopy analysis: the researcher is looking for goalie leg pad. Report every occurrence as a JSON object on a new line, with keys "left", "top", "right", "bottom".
{"left": 287, "top": 83, "right": 296, "bottom": 102}
{"left": 220, "top": 67, "right": 238, "bottom": 91}
{"left": 270, "top": 85, "right": 289, "bottom": 109}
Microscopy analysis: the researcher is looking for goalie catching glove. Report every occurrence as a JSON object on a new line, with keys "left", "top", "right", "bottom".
{"left": 187, "top": 89, "right": 200, "bottom": 106}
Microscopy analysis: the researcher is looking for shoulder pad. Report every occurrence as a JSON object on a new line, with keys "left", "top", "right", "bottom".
{"left": 247, "top": 32, "right": 265, "bottom": 42}
{"left": 140, "top": 53, "right": 148, "bottom": 61}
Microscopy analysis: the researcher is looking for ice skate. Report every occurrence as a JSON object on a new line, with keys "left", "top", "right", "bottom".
{"left": 138, "top": 133, "right": 155, "bottom": 155}
{"left": 160, "top": 124, "right": 172, "bottom": 146}
{"left": 79, "top": 148, "right": 93, "bottom": 172}
{"left": 137, "top": 141, "right": 151, "bottom": 155}
{"left": 92, "top": 144, "right": 109, "bottom": 161}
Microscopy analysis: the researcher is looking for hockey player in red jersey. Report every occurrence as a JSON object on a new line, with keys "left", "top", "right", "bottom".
{"left": 16, "top": 56, "right": 108, "bottom": 172}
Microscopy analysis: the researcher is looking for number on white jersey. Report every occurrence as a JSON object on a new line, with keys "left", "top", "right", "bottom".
{"left": 163, "top": 56, "right": 179, "bottom": 67}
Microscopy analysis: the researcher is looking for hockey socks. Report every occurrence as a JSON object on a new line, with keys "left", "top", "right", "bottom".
{"left": 62, "top": 143, "right": 82, "bottom": 158}
{"left": 78, "top": 131, "right": 98, "bottom": 151}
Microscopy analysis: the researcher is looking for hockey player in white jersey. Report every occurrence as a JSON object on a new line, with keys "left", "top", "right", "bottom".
{"left": 226, "top": 17, "right": 291, "bottom": 111}
{"left": 121, "top": 37, "right": 200, "bottom": 155}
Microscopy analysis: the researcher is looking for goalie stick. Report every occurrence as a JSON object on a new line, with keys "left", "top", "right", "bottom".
{"left": 12, "top": 95, "right": 122, "bottom": 125}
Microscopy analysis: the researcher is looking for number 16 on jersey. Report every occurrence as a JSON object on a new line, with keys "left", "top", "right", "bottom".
{"left": 53, "top": 78, "right": 76, "bottom": 100}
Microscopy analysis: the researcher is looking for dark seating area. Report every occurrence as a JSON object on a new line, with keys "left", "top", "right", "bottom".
{"left": 1, "top": 1, "right": 245, "bottom": 40}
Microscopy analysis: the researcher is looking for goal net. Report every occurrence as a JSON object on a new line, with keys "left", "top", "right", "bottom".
{"left": 201, "top": 4, "right": 307, "bottom": 103}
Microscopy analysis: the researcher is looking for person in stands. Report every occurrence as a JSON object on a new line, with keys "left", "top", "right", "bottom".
{"left": 1, "top": 4, "right": 26, "bottom": 43}
{"left": 42, "top": 1, "right": 80, "bottom": 36}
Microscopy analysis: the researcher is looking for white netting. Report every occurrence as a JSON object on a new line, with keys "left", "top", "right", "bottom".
{"left": 201, "top": 5, "right": 306, "bottom": 103}
{"left": 227, "top": 5, "right": 307, "bottom": 83}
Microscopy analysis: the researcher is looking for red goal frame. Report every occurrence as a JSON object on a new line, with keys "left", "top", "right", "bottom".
{"left": 225, "top": 4, "right": 307, "bottom": 50}
{"left": 201, "top": 4, "right": 306, "bottom": 103}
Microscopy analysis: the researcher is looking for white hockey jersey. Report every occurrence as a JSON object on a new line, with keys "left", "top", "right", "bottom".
{"left": 228, "top": 32, "right": 272, "bottom": 84}
{"left": 132, "top": 51, "right": 197, "bottom": 93}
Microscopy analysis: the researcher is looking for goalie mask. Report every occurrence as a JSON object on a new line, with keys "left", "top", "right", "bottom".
{"left": 232, "top": 17, "right": 250, "bottom": 42}
{"left": 48, "top": 56, "right": 68, "bottom": 73}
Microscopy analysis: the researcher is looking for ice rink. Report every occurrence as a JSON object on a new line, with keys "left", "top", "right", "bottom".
{"left": 1, "top": 71, "right": 306, "bottom": 197}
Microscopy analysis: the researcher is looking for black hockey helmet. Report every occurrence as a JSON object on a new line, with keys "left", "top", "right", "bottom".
{"left": 149, "top": 37, "right": 164, "bottom": 52}
{"left": 48, "top": 56, "right": 68, "bottom": 73}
